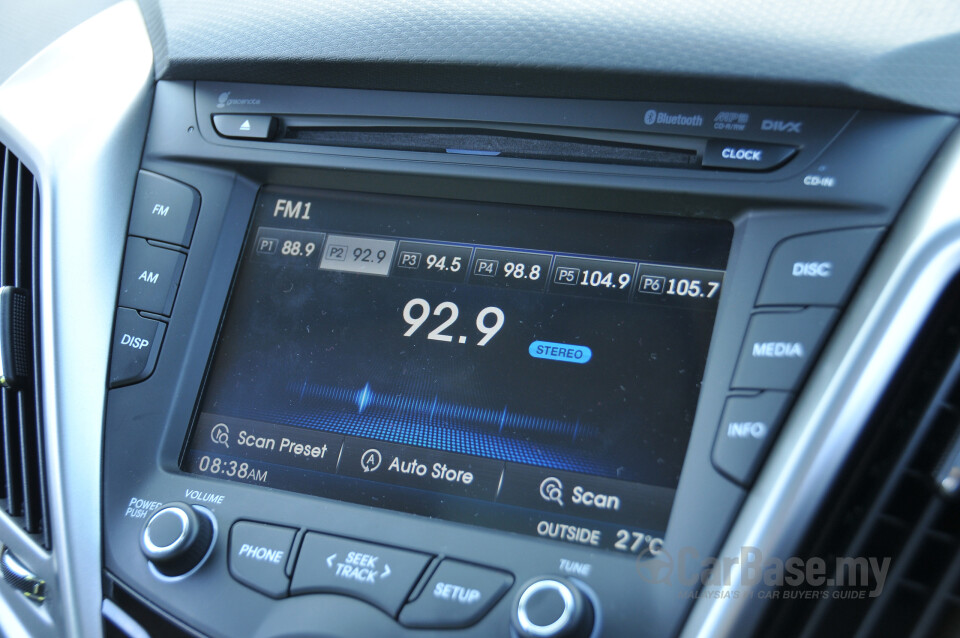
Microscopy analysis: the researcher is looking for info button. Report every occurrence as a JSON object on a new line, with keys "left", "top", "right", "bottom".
{"left": 529, "top": 341, "right": 592, "bottom": 364}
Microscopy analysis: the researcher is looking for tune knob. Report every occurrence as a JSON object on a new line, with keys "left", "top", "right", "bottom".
{"left": 140, "top": 502, "right": 214, "bottom": 577}
{"left": 512, "top": 577, "right": 594, "bottom": 638}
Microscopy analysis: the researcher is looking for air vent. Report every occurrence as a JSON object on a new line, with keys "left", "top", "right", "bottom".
{"left": 760, "top": 274, "right": 960, "bottom": 638}
{"left": 104, "top": 577, "right": 196, "bottom": 638}
{"left": 0, "top": 143, "right": 48, "bottom": 548}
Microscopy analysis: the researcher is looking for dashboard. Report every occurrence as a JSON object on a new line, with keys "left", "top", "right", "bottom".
{"left": 0, "top": 2, "right": 960, "bottom": 637}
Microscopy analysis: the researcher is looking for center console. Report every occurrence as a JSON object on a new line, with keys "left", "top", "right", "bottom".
{"left": 101, "top": 80, "right": 955, "bottom": 637}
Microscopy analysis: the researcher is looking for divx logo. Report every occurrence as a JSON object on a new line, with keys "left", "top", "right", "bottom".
{"left": 761, "top": 119, "right": 803, "bottom": 133}
{"left": 216, "top": 91, "right": 262, "bottom": 109}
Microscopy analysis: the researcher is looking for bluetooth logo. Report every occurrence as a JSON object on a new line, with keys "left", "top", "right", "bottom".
{"left": 539, "top": 477, "right": 564, "bottom": 507}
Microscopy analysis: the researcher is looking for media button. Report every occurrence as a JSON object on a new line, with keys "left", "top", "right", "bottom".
{"left": 400, "top": 560, "right": 514, "bottom": 629}
{"left": 731, "top": 308, "right": 837, "bottom": 391}
{"left": 290, "top": 532, "right": 432, "bottom": 616}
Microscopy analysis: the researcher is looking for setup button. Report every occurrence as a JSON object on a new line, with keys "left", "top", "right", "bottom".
{"left": 400, "top": 560, "right": 513, "bottom": 628}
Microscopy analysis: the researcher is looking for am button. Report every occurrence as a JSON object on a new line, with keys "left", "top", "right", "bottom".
{"left": 118, "top": 237, "right": 186, "bottom": 316}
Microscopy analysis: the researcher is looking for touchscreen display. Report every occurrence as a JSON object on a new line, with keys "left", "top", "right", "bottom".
{"left": 183, "top": 187, "right": 732, "bottom": 555}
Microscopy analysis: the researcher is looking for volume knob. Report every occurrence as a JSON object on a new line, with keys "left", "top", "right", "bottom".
{"left": 140, "top": 502, "right": 214, "bottom": 577}
{"left": 512, "top": 577, "right": 594, "bottom": 638}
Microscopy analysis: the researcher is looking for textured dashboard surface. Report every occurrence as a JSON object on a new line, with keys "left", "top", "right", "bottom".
{"left": 0, "top": 0, "right": 118, "bottom": 85}
{"left": 139, "top": 0, "right": 960, "bottom": 112}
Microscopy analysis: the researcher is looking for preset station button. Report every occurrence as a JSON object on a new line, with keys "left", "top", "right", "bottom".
{"left": 399, "top": 559, "right": 513, "bottom": 629}
{"left": 290, "top": 532, "right": 432, "bottom": 616}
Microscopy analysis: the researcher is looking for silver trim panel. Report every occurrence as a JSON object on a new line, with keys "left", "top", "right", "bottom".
{"left": 682, "top": 128, "right": 960, "bottom": 636}
{"left": 0, "top": 2, "right": 154, "bottom": 637}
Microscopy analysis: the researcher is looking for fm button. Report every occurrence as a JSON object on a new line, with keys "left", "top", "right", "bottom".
{"left": 703, "top": 139, "right": 796, "bottom": 171}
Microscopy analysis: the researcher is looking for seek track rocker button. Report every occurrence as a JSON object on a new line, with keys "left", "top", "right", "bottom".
{"left": 290, "top": 532, "right": 431, "bottom": 616}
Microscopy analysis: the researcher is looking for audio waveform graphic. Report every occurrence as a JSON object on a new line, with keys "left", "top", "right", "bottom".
{"left": 221, "top": 379, "right": 616, "bottom": 477}
{"left": 289, "top": 380, "right": 600, "bottom": 442}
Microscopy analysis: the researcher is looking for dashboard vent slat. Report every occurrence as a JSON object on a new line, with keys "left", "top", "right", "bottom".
{"left": 761, "top": 275, "right": 960, "bottom": 638}
{"left": 0, "top": 143, "right": 48, "bottom": 547}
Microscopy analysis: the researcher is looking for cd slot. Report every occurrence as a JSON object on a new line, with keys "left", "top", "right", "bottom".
{"left": 280, "top": 123, "right": 699, "bottom": 168}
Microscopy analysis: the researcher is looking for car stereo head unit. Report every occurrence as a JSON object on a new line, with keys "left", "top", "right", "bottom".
{"left": 100, "top": 81, "right": 955, "bottom": 638}
{"left": 183, "top": 187, "right": 732, "bottom": 554}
